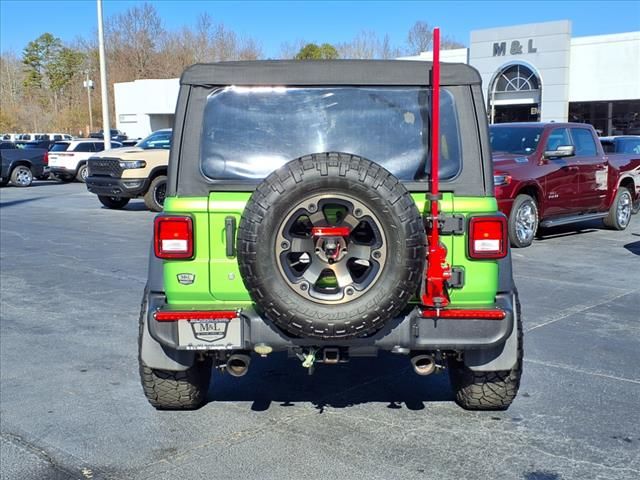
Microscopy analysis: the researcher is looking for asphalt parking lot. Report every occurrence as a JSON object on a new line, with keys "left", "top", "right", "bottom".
{"left": 1, "top": 181, "right": 639, "bottom": 480}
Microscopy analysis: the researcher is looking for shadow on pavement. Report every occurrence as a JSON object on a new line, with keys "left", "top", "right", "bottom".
{"left": 623, "top": 241, "right": 640, "bottom": 255}
{"left": 524, "top": 472, "right": 561, "bottom": 480}
{"left": 208, "top": 352, "right": 453, "bottom": 412}
{"left": 535, "top": 218, "right": 605, "bottom": 242}
{"left": 0, "top": 197, "right": 46, "bottom": 208}
{"left": 1, "top": 181, "right": 62, "bottom": 188}
{"left": 100, "top": 201, "right": 149, "bottom": 212}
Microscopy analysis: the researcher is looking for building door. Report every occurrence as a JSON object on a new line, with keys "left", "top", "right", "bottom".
{"left": 494, "top": 104, "right": 539, "bottom": 123}
{"left": 489, "top": 63, "right": 541, "bottom": 124}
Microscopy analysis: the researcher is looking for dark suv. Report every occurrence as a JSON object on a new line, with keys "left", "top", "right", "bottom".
{"left": 139, "top": 60, "right": 522, "bottom": 411}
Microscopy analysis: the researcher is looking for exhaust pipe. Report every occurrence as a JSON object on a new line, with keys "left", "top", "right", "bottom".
{"left": 411, "top": 354, "right": 436, "bottom": 376}
{"left": 226, "top": 353, "right": 251, "bottom": 377}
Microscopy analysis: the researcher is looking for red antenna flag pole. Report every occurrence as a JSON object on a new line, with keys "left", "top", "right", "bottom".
{"left": 430, "top": 27, "right": 441, "bottom": 200}
{"left": 421, "top": 27, "right": 452, "bottom": 311}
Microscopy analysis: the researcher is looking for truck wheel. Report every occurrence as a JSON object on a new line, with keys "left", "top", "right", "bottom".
{"left": 448, "top": 300, "right": 523, "bottom": 411}
{"left": 237, "top": 152, "right": 426, "bottom": 340}
{"left": 604, "top": 187, "right": 632, "bottom": 230}
{"left": 143, "top": 175, "right": 167, "bottom": 212}
{"left": 98, "top": 195, "right": 130, "bottom": 209}
{"left": 10, "top": 165, "right": 33, "bottom": 187}
{"left": 138, "top": 288, "right": 212, "bottom": 410}
{"left": 75, "top": 164, "right": 88, "bottom": 183}
{"left": 508, "top": 194, "right": 538, "bottom": 248}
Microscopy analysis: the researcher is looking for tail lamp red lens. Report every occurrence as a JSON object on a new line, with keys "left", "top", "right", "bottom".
{"left": 43, "top": 151, "right": 49, "bottom": 165}
{"left": 468, "top": 216, "right": 508, "bottom": 259}
{"left": 154, "top": 216, "right": 193, "bottom": 259}
{"left": 421, "top": 308, "right": 506, "bottom": 320}
{"left": 154, "top": 310, "right": 238, "bottom": 321}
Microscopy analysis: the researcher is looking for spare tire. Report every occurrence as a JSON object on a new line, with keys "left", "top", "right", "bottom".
{"left": 237, "top": 152, "right": 426, "bottom": 339}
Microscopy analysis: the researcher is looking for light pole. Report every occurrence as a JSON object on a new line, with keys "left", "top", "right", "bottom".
{"left": 97, "top": 0, "right": 111, "bottom": 150}
{"left": 83, "top": 70, "right": 94, "bottom": 134}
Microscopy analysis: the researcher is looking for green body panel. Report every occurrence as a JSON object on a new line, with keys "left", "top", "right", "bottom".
{"left": 162, "top": 193, "right": 499, "bottom": 307}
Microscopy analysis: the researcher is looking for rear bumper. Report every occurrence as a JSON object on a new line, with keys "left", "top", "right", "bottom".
{"left": 50, "top": 166, "right": 76, "bottom": 175}
{"left": 144, "top": 292, "right": 517, "bottom": 354}
{"left": 86, "top": 176, "right": 149, "bottom": 198}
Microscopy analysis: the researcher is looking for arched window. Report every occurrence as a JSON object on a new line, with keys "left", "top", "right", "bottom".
{"left": 494, "top": 64, "right": 540, "bottom": 93}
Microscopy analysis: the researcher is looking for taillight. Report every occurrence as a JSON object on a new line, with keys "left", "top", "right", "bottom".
{"left": 154, "top": 216, "right": 193, "bottom": 259}
{"left": 468, "top": 216, "right": 508, "bottom": 259}
{"left": 154, "top": 310, "right": 238, "bottom": 321}
{"left": 43, "top": 151, "right": 48, "bottom": 165}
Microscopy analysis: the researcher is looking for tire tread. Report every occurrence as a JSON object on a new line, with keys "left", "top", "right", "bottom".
{"left": 449, "top": 298, "right": 523, "bottom": 410}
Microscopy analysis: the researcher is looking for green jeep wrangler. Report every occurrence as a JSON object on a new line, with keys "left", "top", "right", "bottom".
{"left": 139, "top": 59, "right": 522, "bottom": 411}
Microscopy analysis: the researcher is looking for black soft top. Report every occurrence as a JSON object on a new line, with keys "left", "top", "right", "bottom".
{"left": 180, "top": 60, "right": 481, "bottom": 87}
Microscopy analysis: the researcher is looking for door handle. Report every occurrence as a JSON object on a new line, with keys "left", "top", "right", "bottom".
{"left": 225, "top": 216, "right": 236, "bottom": 257}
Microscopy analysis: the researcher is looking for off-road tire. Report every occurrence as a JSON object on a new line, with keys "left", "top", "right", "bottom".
{"left": 138, "top": 287, "right": 212, "bottom": 410}
{"left": 10, "top": 165, "right": 33, "bottom": 187}
{"left": 237, "top": 152, "right": 426, "bottom": 340}
{"left": 75, "top": 164, "right": 88, "bottom": 183}
{"left": 448, "top": 298, "right": 523, "bottom": 410}
{"left": 604, "top": 187, "right": 632, "bottom": 230}
{"left": 98, "top": 195, "right": 130, "bottom": 209}
{"left": 508, "top": 194, "right": 538, "bottom": 248}
{"left": 143, "top": 175, "right": 167, "bottom": 212}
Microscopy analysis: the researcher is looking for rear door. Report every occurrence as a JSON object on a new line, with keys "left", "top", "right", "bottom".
{"left": 73, "top": 142, "right": 97, "bottom": 163}
{"left": 571, "top": 127, "right": 607, "bottom": 211}
{"left": 541, "top": 127, "right": 581, "bottom": 216}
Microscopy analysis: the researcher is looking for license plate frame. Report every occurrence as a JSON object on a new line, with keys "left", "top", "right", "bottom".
{"left": 177, "top": 317, "right": 242, "bottom": 350}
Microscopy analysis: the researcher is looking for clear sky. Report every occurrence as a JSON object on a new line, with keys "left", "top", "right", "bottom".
{"left": 1, "top": 0, "right": 639, "bottom": 57}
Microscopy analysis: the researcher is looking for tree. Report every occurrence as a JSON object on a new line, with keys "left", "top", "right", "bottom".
{"left": 337, "top": 31, "right": 403, "bottom": 59}
{"left": 406, "top": 21, "right": 433, "bottom": 55}
{"left": 406, "top": 21, "right": 465, "bottom": 54}
{"left": 279, "top": 39, "right": 306, "bottom": 59}
{"left": 48, "top": 48, "right": 86, "bottom": 95}
{"left": 21, "top": 33, "right": 85, "bottom": 113}
{"left": 22, "top": 33, "right": 62, "bottom": 89}
{"left": 105, "top": 2, "right": 165, "bottom": 81}
{"left": 441, "top": 36, "right": 465, "bottom": 50}
{"left": 295, "top": 43, "right": 339, "bottom": 60}
{"left": 379, "top": 34, "right": 402, "bottom": 59}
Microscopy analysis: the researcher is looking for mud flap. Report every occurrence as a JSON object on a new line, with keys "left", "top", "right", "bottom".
{"left": 465, "top": 292, "right": 520, "bottom": 371}
{"left": 140, "top": 245, "right": 195, "bottom": 371}
{"left": 140, "top": 314, "right": 195, "bottom": 371}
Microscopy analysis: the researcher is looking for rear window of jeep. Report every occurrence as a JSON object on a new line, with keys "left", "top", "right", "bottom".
{"left": 200, "top": 86, "right": 461, "bottom": 181}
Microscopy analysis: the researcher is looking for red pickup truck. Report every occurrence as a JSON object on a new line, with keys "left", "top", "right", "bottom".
{"left": 490, "top": 122, "right": 640, "bottom": 247}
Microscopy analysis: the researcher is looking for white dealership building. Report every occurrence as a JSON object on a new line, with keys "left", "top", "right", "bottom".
{"left": 115, "top": 20, "right": 640, "bottom": 139}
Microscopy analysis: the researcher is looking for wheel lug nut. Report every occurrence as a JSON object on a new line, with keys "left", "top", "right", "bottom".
{"left": 373, "top": 251, "right": 381, "bottom": 259}
{"left": 300, "top": 283, "right": 308, "bottom": 291}
{"left": 308, "top": 204, "right": 317, "bottom": 212}
{"left": 354, "top": 208, "right": 363, "bottom": 217}
{"left": 281, "top": 241, "right": 290, "bottom": 249}
{"left": 346, "top": 288, "right": 354, "bottom": 295}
